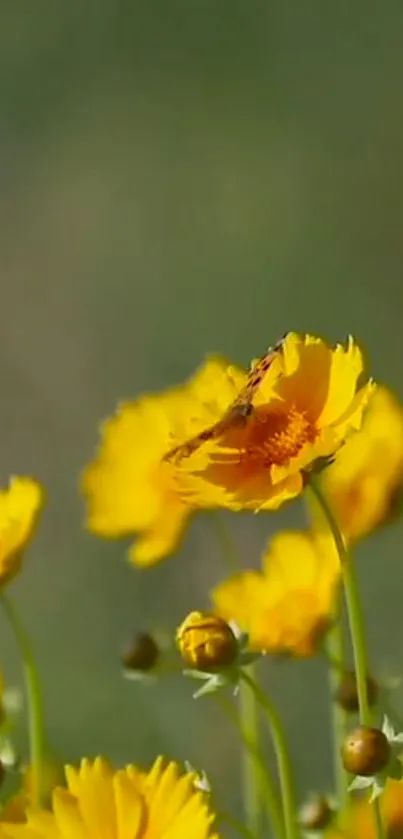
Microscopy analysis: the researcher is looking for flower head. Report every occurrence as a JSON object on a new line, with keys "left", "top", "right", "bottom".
{"left": 121, "top": 633, "right": 160, "bottom": 672}
{"left": 81, "top": 357, "right": 245, "bottom": 566}
{"left": 212, "top": 528, "right": 340, "bottom": 657}
{"left": 171, "top": 333, "right": 374, "bottom": 512}
{"left": 177, "top": 611, "right": 238, "bottom": 670}
{"left": 0, "top": 478, "right": 43, "bottom": 587}
{"left": 315, "top": 385, "right": 403, "bottom": 542}
{"left": 0, "top": 757, "right": 219, "bottom": 839}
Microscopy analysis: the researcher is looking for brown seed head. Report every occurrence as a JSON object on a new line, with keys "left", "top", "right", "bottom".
{"left": 341, "top": 726, "right": 391, "bottom": 776}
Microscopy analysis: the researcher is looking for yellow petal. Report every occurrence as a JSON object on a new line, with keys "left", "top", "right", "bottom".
{"left": 129, "top": 500, "right": 190, "bottom": 567}
{"left": 317, "top": 337, "right": 365, "bottom": 428}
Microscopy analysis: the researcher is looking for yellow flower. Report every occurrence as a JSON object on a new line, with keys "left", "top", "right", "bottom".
{"left": 172, "top": 333, "right": 374, "bottom": 512}
{"left": 0, "top": 478, "right": 43, "bottom": 586}
{"left": 0, "top": 759, "right": 62, "bottom": 823}
{"left": 0, "top": 757, "right": 219, "bottom": 839}
{"left": 212, "top": 529, "right": 340, "bottom": 657}
{"left": 315, "top": 385, "right": 403, "bottom": 542}
{"left": 81, "top": 357, "right": 246, "bottom": 567}
{"left": 326, "top": 778, "right": 403, "bottom": 838}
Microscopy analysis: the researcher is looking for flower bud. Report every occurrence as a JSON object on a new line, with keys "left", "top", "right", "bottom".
{"left": 299, "top": 794, "right": 333, "bottom": 831}
{"left": 121, "top": 633, "right": 159, "bottom": 672}
{"left": 176, "top": 611, "right": 238, "bottom": 670}
{"left": 335, "top": 670, "right": 378, "bottom": 713}
{"left": 341, "top": 726, "right": 391, "bottom": 776}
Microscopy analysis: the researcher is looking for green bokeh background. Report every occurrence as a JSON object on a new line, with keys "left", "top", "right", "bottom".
{"left": 1, "top": 0, "right": 403, "bottom": 824}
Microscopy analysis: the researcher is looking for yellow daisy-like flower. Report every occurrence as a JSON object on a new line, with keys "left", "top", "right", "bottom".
{"left": 0, "top": 759, "right": 63, "bottom": 823}
{"left": 81, "top": 357, "right": 246, "bottom": 566}
{"left": 315, "top": 385, "right": 403, "bottom": 542}
{"left": 326, "top": 778, "right": 403, "bottom": 838}
{"left": 172, "top": 333, "right": 374, "bottom": 512}
{"left": 0, "top": 478, "right": 43, "bottom": 586}
{"left": 0, "top": 757, "right": 219, "bottom": 839}
{"left": 212, "top": 528, "right": 340, "bottom": 657}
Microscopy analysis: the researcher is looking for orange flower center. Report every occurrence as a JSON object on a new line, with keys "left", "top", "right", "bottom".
{"left": 224, "top": 403, "right": 317, "bottom": 468}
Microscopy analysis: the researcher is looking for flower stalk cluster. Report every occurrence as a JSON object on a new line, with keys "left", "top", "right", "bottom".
{"left": 0, "top": 332, "right": 402, "bottom": 839}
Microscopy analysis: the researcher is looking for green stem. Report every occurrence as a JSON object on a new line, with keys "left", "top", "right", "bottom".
{"left": 309, "top": 479, "right": 385, "bottom": 839}
{"left": 383, "top": 696, "right": 403, "bottom": 733}
{"left": 217, "top": 808, "right": 259, "bottom": 839}
{"left": 308, "top": 478, "right": 371, "bottom": 726}
{"left": 241, "top": 670, "right": 299, "bottom": 839}
{"left": 1, "top": 592, "right": 46, "bottom": 805}
{"left": 325, "top": 618, "right": 349, "bottom": 809}
{"left": 373, "top": 796, "right": 386, "bottom": 839}
{"left": 239, "top": 668, "right": 263, "bottom": 837}
{"left": 217, "top": 693, "right": 285, "bottom": 839}
{"left": 210, "top": 514, "right": 267, "bottom": 833}
{"left": 209, "top": 511, "right": 239, "bottom": 574}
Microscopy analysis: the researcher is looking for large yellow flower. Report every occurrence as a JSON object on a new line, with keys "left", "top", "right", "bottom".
{"left": 81, "top": 358, "right": 246, "bottom": 566}
{"left": 212, "top": 528, "right": 340, "bottom": 657}
{"left": 326, "top": 779, "right": 403, "bottom": 838}
{"left": 0, "top": 478, "right": 43, "bottom": 586}
{"left": 172, "top": 333, "right": 374, "bottom": 512}
{"left": 0, "top": 757, "right": 219, "bottom": 839}
{"left": 315, "top": 385, "right": 403, "bottom": 542}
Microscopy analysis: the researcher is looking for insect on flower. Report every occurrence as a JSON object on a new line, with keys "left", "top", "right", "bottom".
{"left": 165, "top": 335, "right": 286, "bottom": 463}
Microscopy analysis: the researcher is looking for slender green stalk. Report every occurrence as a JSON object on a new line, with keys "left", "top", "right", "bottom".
{"left": 1, "top": 592, "right": 46, "bottom": 805}
{"left": 209, "top": 511, "right": 239, "bottom": 574}
{"left": 308, "top": 478, "right": 385, "bottom": 839}
{"left": 308, "top": 478, "right": 371, "bottom": 725}
{"left": 241, "top": 670, "right": 299, "bottom": 839}
{"left": 373, "top": 796, "right": 386, "bottom": 839}
{"left": 217, "top": 808, "right": 260, "bottom": 839}
{"left": 217, "top": 693, "right": 285, "bottom": 839}
{"left": 239, "top": 668, "right": 263, "bottom": 837}
{"left": 325, "top": 618, "right": 349, "bottom": 809}
{"left": 210, "top": 514, "right": 267, "bottom": 834}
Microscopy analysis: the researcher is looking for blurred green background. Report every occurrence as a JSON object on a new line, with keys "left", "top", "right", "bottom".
{"left": 1, "top": 0, "right": 403, "bottom": 823}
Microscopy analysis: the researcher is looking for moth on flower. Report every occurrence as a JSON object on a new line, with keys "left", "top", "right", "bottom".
{"left": 165, "top": 335, "right": 286, "bottom": 462}
{"left": 169, "top": 332, "right": 375, "bottom": 513}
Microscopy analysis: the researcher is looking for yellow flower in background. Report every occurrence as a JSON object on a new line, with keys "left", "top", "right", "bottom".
{"left": 81, "top": 357, "right": 246, "bottom": 567}
{"left": 0, "top": 478, "right": 43, "bottom": 587}
{"left": 172, "top": 333, "right": 374, "bottom": 512}
{"left": 315, "top": 385, "right": 403, "bottom": 542}
{"left": 0, "top": 759, "right": 63, "bottom": 823}
{"left": 212, "top": 528, "right": 340, "bottom": 657}
{"left": 326, "top": 778, "right": 403, "bottom": 838}
{"left": 1, "top": 757, "right": 219, "bottom": 839}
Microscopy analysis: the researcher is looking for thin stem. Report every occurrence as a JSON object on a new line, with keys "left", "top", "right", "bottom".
{"left": 216, "top": 809, "right": 259, "bottom": 839}
{"left": 217, "top": 693, "right": 285, "bottom": 839}
{"left": 209, "top": 511, "right": 240, "bottom": 574}
{"left": 239, "top": 668, "right": 263, "bottom": 837}
{"left": 373, "top": 796, "right": 386, "bottom": 839}
{"left": 308, "top": 478, "right": 371, "bottom": 726}
{"left": 241, "top": 670, "right": 299, "bottom": 839}
{"left": 325, "top": 618, "right": 349, "bottom": 809}
{"left": 210, "top": 514, "right": 268, "bottom": 834}
{"left": 308, "top": 479, "right": 385, "bottom": 839}
{"left": 382, "top": 696, "right": 403, "bottom": 732}
{"left": 1, "top": 592, "right": 46, "bottom": 805}
{"left": 341, "top": 557, "right": 371, "bottom": 725}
